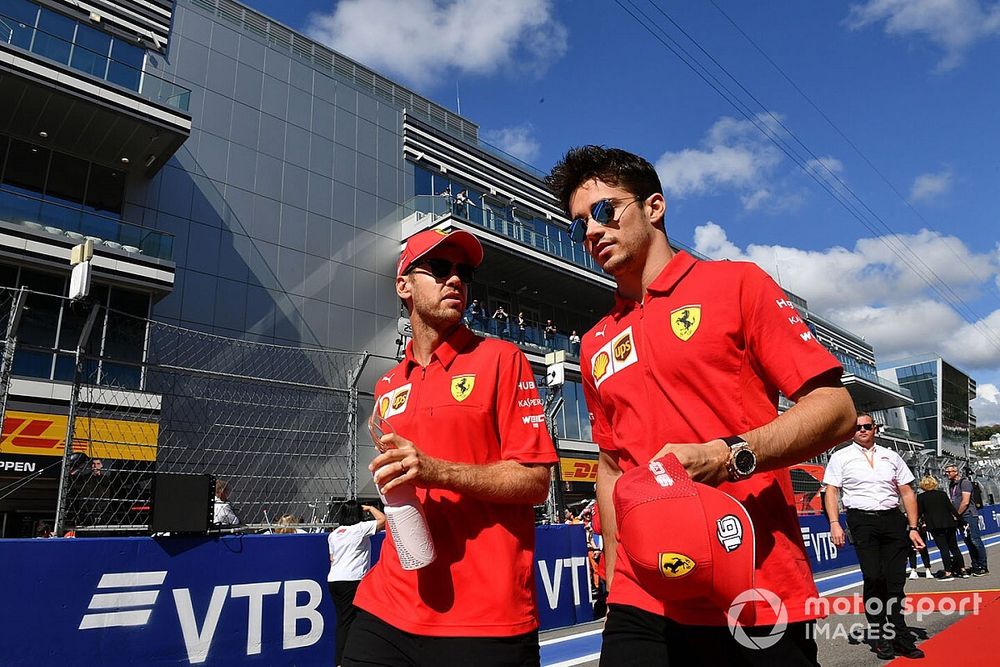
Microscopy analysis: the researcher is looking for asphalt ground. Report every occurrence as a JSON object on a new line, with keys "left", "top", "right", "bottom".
{"left": 540, "top": 539, "right": 1000, "bottom": 666}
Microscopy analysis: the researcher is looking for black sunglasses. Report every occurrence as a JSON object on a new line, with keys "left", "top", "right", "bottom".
{"left": 568, "top": 196, "right": 643, "bottom": 243}
{"left": 409, "top": 258, "right": 475, "bottom": 283}
{"left": 855, "top": 423, "right": 876, "bottom": 432}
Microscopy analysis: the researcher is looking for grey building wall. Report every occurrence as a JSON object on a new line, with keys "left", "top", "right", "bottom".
{"left": 126, "top": 0, "right": 406, "bottom": 355}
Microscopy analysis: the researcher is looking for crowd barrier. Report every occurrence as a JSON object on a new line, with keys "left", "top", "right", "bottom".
{"left": 801, "top": 502, "right": 1000, "bottom": 573}
{"left": 0, "top": 524, "right": 591, "bottom": 666}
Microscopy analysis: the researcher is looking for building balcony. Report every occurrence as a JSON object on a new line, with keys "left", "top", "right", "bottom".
{"left": 0, "top": 188, "right": 172, "bottom": 260}
{"left": 0, "top": 8, "right": 191, "bottom": 177}
{"left": 400, "top": 195, "right": 605, "bottom": 278}
{"left": 841, "top": 370, "right": 914, "bottom": 412}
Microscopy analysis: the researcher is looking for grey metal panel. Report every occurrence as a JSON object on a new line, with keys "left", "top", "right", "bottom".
{"left": 281, "top": 163, "right": 308, "bottom": 210}
{"left": 205, "top": 50, "right": 237, "bottom": 97}
{"left": 261, "top": 74, "right": 289, "bottom": 119}
{"left": 278, "top": 203, "right": 307, "bottom": 252}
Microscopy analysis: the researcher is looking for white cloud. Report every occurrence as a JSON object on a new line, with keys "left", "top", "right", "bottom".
{"left": 481, "top": 123, "right": 540, "bottom": 164}
{"left": 692, "top": 222, "right": 1000, "bottom": 371}
{"left": 305, "top": 0, "right": 567, "bottom": 89}
{"left": 846, "top": 0, "right": 1000, "bottom": 71}
{"left": 910, "top": 169, "right": 953, "bottom": 201}
{"left": 973, "top": 383, "right": 1000, "bottom": 424}
{"left": 655, "top": 114, "right": 783, "bottom": 202}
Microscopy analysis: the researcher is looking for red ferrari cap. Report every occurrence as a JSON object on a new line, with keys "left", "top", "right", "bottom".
{"left": 613, "top": 454, "right": 756, "bottom": 613}
{"left": 396, "top": 228, "right": 484, "bottom": 278}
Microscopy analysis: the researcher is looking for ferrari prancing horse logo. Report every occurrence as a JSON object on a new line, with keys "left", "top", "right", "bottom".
{"left": 451, "top": 374, "right": 476, "bottom": 402}
{"left": 670, "top": 305, "right": 701, "bottom": 341}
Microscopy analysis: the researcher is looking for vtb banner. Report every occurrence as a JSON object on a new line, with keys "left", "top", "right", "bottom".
{"left": 0, "top": 526, "right": 593, "bottom": 665}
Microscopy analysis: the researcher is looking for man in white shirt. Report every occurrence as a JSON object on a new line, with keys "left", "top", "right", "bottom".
{"left": 212, "top": 479, "right": 239, "bottom": 527}
{"left": 824, "top": 413, "right": 925, "bottom": 660}
{"left": 328, "top": 501, "right": 386, "bottom": 666}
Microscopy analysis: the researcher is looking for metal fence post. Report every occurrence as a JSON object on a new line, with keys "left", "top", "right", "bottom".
{"left": 54, "top": 302, "right": 101, "bottom": 534}
{"left": 346, "top": 353, "right": 371, "bottom": 501}
{"left": 0, "top": 288, "right": 27, "bottom": 427}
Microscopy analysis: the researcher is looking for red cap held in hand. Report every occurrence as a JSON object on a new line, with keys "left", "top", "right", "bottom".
{"left": 613, "top": 454, "right": 756, "bottom": 613}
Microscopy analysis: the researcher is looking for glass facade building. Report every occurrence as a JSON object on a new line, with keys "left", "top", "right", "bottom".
{"left": 879, "top": 355, "right": 977, "bottom": 457}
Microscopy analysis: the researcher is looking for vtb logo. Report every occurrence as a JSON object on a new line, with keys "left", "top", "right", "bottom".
{"left": 79, "top": 570, "right": 325, "bottom": 664}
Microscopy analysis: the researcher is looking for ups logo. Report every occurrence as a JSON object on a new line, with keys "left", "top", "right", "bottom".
{"left": 392, "top": 390, "right": 409, "bottom": 410}
{"left": 614, "top": 334, "right": 633, "bottom": 362}
{"left": 593, "top": 352, "right": 610, "bottom": 380}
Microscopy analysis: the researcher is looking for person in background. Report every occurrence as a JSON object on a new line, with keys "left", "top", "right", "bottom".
{"left": 516, "top": 311, "right": 526, "bottom": 344}
{"left": 569, "top": 330, "right": 581, "bottom": 356}
{"left": 213, "top": 479, "right": 240, "bottom": 527}
{"left": 917, "top": 475, "right": 964, "bottom": 581}
{"left": 825, "top": 413, "right": 924, "bottom": 659}
{"left": 945, "top": 464, "right": 989, "bottom": 576}
{"left": 329, "top": 501, "right": 386, "bottom": 667}
{"left": 274, "top": 514, "right": 306, "bottom": 534}
{"left": 906, "top": 483, "right": 933, "bottom": 580}
{"left": 492, "top": 304, "right": 510, "bottom": 338}
{"left": 543, "top": 319, "right": 557, "bottom": 348}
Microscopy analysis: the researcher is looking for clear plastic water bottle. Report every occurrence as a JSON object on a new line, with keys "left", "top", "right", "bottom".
{"left": 369, "top": 413, "right": 436, "bottom": 570}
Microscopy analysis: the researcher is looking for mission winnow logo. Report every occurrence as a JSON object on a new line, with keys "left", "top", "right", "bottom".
{"left": 79, "top": 570, "right": 325, "bottom": 664}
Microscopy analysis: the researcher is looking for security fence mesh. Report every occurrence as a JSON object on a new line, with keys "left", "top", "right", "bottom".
{"left": 48, "top": 299, "right": 367, "bottom": 533}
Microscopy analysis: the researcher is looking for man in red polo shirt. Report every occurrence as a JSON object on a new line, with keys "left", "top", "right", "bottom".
{"left": 343, "top": 228, "right": 557, "bottom": 667}
{"left": 548, "top": 146, "right": 856, "bottom": 665}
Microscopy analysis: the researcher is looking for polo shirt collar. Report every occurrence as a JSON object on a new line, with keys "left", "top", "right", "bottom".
{"left": 403, "top": 325, "right": 474, "bottom": 373}
{"left": 610, "top": 250, "right": 698, "bottom": 313}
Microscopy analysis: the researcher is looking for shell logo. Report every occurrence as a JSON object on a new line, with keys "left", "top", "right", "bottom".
{"left": 378, "top": 396, "right": 390, "bottom": 417}
{"left": 614, "top": 334, "right": 633, "bottom": 362}
{"left": 593, "top": 351, "right": 610, "bottom": 381}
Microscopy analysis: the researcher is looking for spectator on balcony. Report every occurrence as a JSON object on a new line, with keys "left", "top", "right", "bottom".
{"left": 493, "top": 305, "right": 510, "bottom": 338}
{"left": 454, "top": 189, "right": 471, "bottom": 217}
{"left": 543, "top": 320, "right": 557, "bottom": 348}
{"left": 569, "top": 330, "right": 581, "bottom": 356}
{"left": 516, "top": 312, "right": 527, "bottom": 344}
{"left": 465, "top": 299, "right": 485, "bottom": 331}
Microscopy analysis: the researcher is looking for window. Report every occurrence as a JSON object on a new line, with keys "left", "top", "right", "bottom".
{"left": 3, "top": 139, "right": 49, "bottom": 196}
{"left": 70, "top": 22, "right": 111, "bottom": 79}
{"left": 33, "top": 8, "right": 75, "bottom": 65}
{"left": 107, "top": 39, "right": 143, "bottom": 91}
{"left": 84, "top": 163, "right": 124, "bottom": 214}
{"left": 0, "top": 0, "right": 38, "bottom": 49}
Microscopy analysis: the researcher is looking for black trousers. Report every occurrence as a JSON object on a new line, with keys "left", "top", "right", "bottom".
{"left": 845, "top": 509, "right": 911, "bottom": 642}
{"left": 599, "top": 604, "right": 819, "bottom": 666}
{"left": 930, "top": 528, "right": 964, "bottom": 573}
{"left": 342, "top": 610, "right": 540, "bottom": 667}
{"left": 329, "top": 580, "right": 362, "bottom": 666}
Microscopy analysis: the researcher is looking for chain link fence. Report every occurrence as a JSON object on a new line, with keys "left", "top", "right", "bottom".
{"left": 0, "top": 285, "right": 368, "bottom": 534}
{"left": 53, "top": 304, "right": 368, "bottom": 533}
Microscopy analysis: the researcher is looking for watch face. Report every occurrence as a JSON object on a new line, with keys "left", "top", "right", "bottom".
{"left": 734, "top": 448, "right": 756, "bottom": 474}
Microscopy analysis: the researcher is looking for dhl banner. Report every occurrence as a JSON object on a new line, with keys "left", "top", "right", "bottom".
{"left": 559, "top": 456, "right": 598, "bottom": 483}
{"left": 0, "top": 411, "right": 158, "bottom": 461}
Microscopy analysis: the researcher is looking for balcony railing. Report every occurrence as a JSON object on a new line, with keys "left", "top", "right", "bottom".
{"left": 403, "top": 195, "right": 604, "bottom": 276}
{"left": 0, "top": 188, "right": 173, "bottom": 261}
{"left": 466, "top": 316, "right": 580, "bottom": 359}
{"left": 1, "top": 11, "right": 191, "bottom": 112}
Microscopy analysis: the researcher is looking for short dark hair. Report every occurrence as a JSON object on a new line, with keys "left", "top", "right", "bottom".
{"left": 547, "top": 145, "right": 663, "bottom": 216}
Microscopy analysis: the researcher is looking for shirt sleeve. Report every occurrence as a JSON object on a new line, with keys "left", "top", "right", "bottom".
{"left": 740, "top": 264, "right": 843, "bottom": 399}
{"left": 822, "top": 451, "right": 844, "bottom": 487}
{"left": 496, "top": 346, "right": 558, "bottom": 464}
{"left": 361, "top": 520, "right": 377, "bottom": 538}
{"left": 894, "top": 455, "right": 915, "bottom": 486}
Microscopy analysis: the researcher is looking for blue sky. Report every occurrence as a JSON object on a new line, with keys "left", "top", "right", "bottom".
{"left": 239, "top": 0, "right": 1000, "bottom": 424}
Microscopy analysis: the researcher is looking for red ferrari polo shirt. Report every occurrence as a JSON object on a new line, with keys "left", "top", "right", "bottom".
{"left": 582, "top": 251, "right": 842, "bottom": 626}
{"left": 355, "top": 325, "right": 558, "bottom": 636}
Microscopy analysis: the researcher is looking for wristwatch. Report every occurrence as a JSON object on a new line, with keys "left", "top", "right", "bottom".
{"left": 722, "top": 436, "right": 757, "bottom": 482}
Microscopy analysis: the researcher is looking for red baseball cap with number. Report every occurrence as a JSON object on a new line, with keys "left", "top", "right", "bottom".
{"left": 613, "top": 454, "right": 756, "bottom": 614}
{"left": 396, "top": 228, "right": 484, "bottom": 278}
